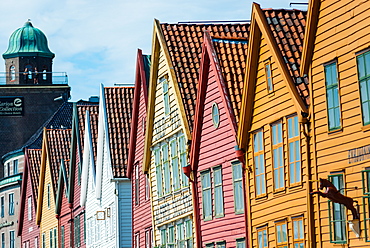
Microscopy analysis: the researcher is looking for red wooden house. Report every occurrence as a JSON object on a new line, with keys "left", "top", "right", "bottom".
{"left": 18, "top": 148, "right": 41, "bottom": 248}
{"left": 189, "top": 30, "right": 249, "bottom": 247}
{"left": 127, "top": 49, "right": 151, "bottom": 248}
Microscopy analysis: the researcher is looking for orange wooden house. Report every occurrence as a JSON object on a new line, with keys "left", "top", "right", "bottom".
{"left": 301, "top": 0, "right": 370, "bottom": 246}
{"left": 237, "top": 4, "right": 311, "bottom": 248}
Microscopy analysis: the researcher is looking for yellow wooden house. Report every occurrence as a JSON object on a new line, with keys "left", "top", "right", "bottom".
{"left": 36, "top": 128, "right": 71, "bottom": 248}
{"left": 237, "top": 3, "right": 312, "bottom": 248}
{"left": 301, "top": 0, "right": 370, "bottom": 246}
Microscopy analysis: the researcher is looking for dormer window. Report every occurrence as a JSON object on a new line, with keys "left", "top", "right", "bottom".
{"left": 265, "top": 61, "right": 273, "bottom": 92}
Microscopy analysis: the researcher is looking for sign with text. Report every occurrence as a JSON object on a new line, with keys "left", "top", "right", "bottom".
{"left": 0, "top": 97, "right": 24, "bottom": 116}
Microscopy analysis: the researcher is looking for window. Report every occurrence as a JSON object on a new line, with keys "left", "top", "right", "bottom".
{"left": 162, "top": 77, "right": 170, "bottom": 115}
{"left": 35, "top": 237, "right": 38, "bottom": 248}
{"left": 363, "top": 169, "right": 370, "bottom": 241}
{"left": 206, "top": 243, "right": 215, "bottom": 248}
{"left": 293, "top": 218, "right": 304, "bottom": 247}
{"left": 201, "top": 170, "right": 212, "bottom": 220}
{"left": 213, "top": 166, "right": 224, "bottom": 217}
{"left": 212, "top": 103, "right": 220, "bottom": 128}
{"left": 236, "top": 238, "right": 246, "bottom": 248}
{"left": 145, "top": 175, "right": 150, "bottom": 200}
{"left": 145, "top": 227, "right": 153, "bottom": 248}
{"left": 272, "top": 122, "right": 284, "bottom": 190}
{"left": 61, "top": 226, "right": 65, "bottom": 248}
{"left": 254, "top": 130, "right": 266, "bottom": 196}
{"left": 9, "top": 231, "right": 14, "bottom": 248}
{"left": 1, "top": 233, "right": 4, "bottom": 248}
{"left": 155, "top": 149, "right": 163, "bottom": 197}
{"left": 328, "top": 174, "right": 346, "bottom": 243}
{"left": 135, "top": 163, "right": 139, "bottom": 206}
{"left": 167, "top": 227, "right": 175, "bottom": 248}
{"left": 162, "top": 144, "right": 171, "bottom": 194}
{"left": 7, "top": 163, "right": 10, "bottom": 177}
{"left": 47, "top": 183, "right": 51, "bottom": 209}
{"left": 50, "top": 229, "right": 53, "bottom": 248}
{"left": 185, "top": 219, "right": 193, "bottom": 247}
{"left": 257, "top": 226, "right": 268, "bottom": 248}
{"left": 288, "top": 116, "right": 301, "bottom": 185}
{"left": 42, "top": 69, "right": 47, "bottom": 81}
{"left": 177, "top": 223, "right": 185, "bottom": 247}
{"left": 28, "top": 196, "right": 32, "bottom": 220}
{"left": 53, "top": 228, "right": 57, "bottom": 248}
{"left": 74, "top": 215, "right": 80, "bottom": 247}
{"left": 179, "top": 135, "right": 189, "bottom": 187}
{"left": 1, "top": 197, "right": 4, "bottom": 218}
{"left": 42, "top": 232, "right": 45, "bottom": 248}
{"left": 135, "top": 232, "right": 140, "bottom": 248}
{"left": 324, "top": 62, "right": 341, "bottom": 131}
{"left": 13, "top": 160, "right": 18, "bottom": 174}
{"left": 275, "top": 221, "right": 288, "bottom": 248}
{"left": 10, "top": 65, "right": 15, "bottom": 81}
{"left": 356, "top": 50, "right": 370, "bottom": 125}
{"left": 9, "top": 193, "right": 14, "bottom": 215}
{"left": 265, "top": 62, "right": 273, "bottom": 92}
{"left": 170, "top": 139, "right": 180, "bottom": 191}
{"left": 232, "top": 161, "right": 244, "bottom": 214}
{"left": 160, "top": 229, "right": 167, "bottom": 248}
{"left": 216, "top": 241, "right": 226, "bottom": 248}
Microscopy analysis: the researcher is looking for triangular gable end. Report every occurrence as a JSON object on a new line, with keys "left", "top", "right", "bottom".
{"left": 127, "top": 49, "right": 149, "bottom": 179}
{"left": 35, "top": 128, "right": 48, "bottom": 225}
{"left": 142, "top": 19, "right": 192, "bottom": 174}
{"left": 17, "top": 149, "right": 30, "bottom": 236}
{"left": 190, "top": 31, "right": 240, "bottom": 171}
{"left": 55, "top": 159, "right": 69, "bottom": 216}
{"left": 237, "top": 3, "right": 309, "bottom": 151}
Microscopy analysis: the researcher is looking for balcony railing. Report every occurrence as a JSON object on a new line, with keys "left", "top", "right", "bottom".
{"left": 0, "top": 71, "right": 68, "bottom": 85}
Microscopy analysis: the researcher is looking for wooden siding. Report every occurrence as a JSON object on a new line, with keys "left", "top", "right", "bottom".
{"left": 132, "top": 76, "right": 152, "bottom": 248}
{"left": 309, "top": 0, "right": 370, "bottom": 247}
{"left": 196, "top": 61, "right": 246, "bottom": 246}
{"left": 118, "top": 180, "right": 132, "bottom": 247}
{"left": 246, "top": 35, "right": 309, "bottom": 248}
{"left": 150, "top": 46, "right": 193, "bottom": 246}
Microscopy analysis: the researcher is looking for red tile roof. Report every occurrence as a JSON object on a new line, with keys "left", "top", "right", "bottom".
{"left": 104, "top": 87, "right": 134, "bottom": 178}
{"left": 212, "top": 37, "right": 249, "bottom": 123}
{"left": 263, "top": 9, "right": 309, "bottom": 105}
{"left": 46, "top": 129, "right": 71, "bottom": 195}
{"left": 27, "top": 149, "right": 42, "bottom": 201}
{"left": 77, "top": 104, "right": 99, "bottom": 159}
{"left": 160, "top": 22, "right": 250, "bottom": 130}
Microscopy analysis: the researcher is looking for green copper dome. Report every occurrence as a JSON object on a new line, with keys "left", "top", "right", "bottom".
{"left": 3, "top": 20, "right": 55, "bottom": 59}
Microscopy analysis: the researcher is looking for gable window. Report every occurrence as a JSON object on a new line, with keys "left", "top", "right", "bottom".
{"left": 328, "top": 174, "right": 346, "bottom": 243}
{"left": 162, "top": 144, "right": 171, "bottom": 194}
{"left": 265, "top": 61, "right": 273, "bottom": 92}
{"left": 214, "top": 166, "right": 224, "bottom": 217}
{"left": 145, "top": 175, "right": 150, "bottom": 201}
{"left": 179, "top": 135, "right": 189, "bottom": 187}
{"left": 324, "top": 62, "right": 341, "bottom": 131}
{"left": 212, "top": 103, "right": 220, "bottom": 128}
{"left": 135, "top": 163, "right": 139, "bottom": 206}
{"left": 170, "top": 139, "right": 180, "bottom": 191}
{"left": 275, "top": 221, "right": 288, "bottom": 248}
{"left": 154, "top": 149, "right": 163, "bottom": 197}
{"left": 13, "top": 160, "right": 18, "bottom": 174}
{"left": 356, "top": 50, "right": 370, "bottom": 125}
{"left": 293, "top": 217, "right": 304, "bottom": 247}
{"left": 9, "top": 193, "right": 14, "bottom": 215}
{"left": 47, "top": 183, "right": 51, "bottom": 209}
{"left": 161, "top": 77, "right": 170, "bottom": 115}
{"left": 254, "top": 130, "right": 266, "bottom": 196}
{"left": 288, "top": 115, "right": 301, "bottom": 185}
{"left": 362, "top": 169, "right": 370, "bottom": 241}
{"left": 28, "top": 196, "right": 32, "bottom": 220}
{"left": 201, "top": 169, "right": 212, "bottom": 220}
{"left": 232, "top": 161, "right": 244, "bottom": 214}
{"left": 257, "top": 226, "right": 268, "bottom": 248}
{"left": 272, "top": 122, "right": 284, "bottom": 190}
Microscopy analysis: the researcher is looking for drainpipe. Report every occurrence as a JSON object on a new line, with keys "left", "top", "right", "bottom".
{"left": 189, "top": 169, "right": 201, "bottom": 248}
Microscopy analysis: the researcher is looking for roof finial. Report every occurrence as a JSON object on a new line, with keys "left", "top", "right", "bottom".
{"left": 25, "top": 19, "right": 33, "bottom": 27}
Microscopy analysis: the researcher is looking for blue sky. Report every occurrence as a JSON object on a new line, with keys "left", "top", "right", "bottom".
{"left": 0, "top": 0, "right": 307, "bottom": 101}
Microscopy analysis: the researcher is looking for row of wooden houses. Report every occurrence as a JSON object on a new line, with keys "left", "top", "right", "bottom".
{"left": 3, "top": 0, "right": 370, "bottom": 247}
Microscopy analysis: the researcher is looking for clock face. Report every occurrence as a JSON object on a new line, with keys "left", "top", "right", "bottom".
{"left": 96, "top": 211, "right": 105, "bottom": 220}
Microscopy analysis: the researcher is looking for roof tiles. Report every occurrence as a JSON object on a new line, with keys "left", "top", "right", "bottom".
{"left": 161, "top": 22, "right": 250, "bottom": 130}
{"left": 105, "top": 87, "right": 134, "bottom": 178}
{"left": 77, "top": 104, "right": 99, "bottom": 159}
{"left": 27, "top": 149, "right": 41, "bottom": 201}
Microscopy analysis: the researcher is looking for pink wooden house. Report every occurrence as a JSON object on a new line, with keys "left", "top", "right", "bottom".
{"left": 127, "top": 49, "right": 152, "bottom": 248}
{"left": 189, "top": 30, "right": 249, "bottom": 247}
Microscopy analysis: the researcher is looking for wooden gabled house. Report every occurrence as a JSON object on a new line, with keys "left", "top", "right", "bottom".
{"left": 301, "top": 0, "right": 370, "bottom": 246}
{"left": 237, "top": 4, "right": 310, "bottom": 248}
{"left": 126, "top": 49, "right": 152, "bottom": 248}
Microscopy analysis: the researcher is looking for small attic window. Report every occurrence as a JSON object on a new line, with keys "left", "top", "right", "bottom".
{"left": 212, "top": 103, "right": 220, "bottom": 128}
{"left": 265, "top": 61, "right": 273, "bottom": 92}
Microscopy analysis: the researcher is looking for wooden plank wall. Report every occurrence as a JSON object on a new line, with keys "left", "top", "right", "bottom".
{"left": 246, "top": 36, "right": 308, "bottom": 247}
{"left": 310, "top": 0, "right": 370, "bottom": 246}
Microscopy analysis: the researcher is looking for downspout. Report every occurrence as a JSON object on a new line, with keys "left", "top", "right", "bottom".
{"left": 190, "top": 168, "right": 201, "bottom": 248}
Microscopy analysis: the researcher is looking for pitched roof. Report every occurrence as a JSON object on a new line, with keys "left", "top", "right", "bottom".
{"left": 27, "top": 149, "right": 42, "bottom": 201}
{"left": 77, "top": 103, "right": 99, "bottom": 159}
{"left": 212, "top": 37, "right": 249, "bottom": 124}
{"left": 105, "top": 87, "right": 134, "bottom": 178}
{"left": 263, "top": 8, "right": 309, "bottom": 105}
{"left": 160, "top": 22, "right": 250, "bottom": 130}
